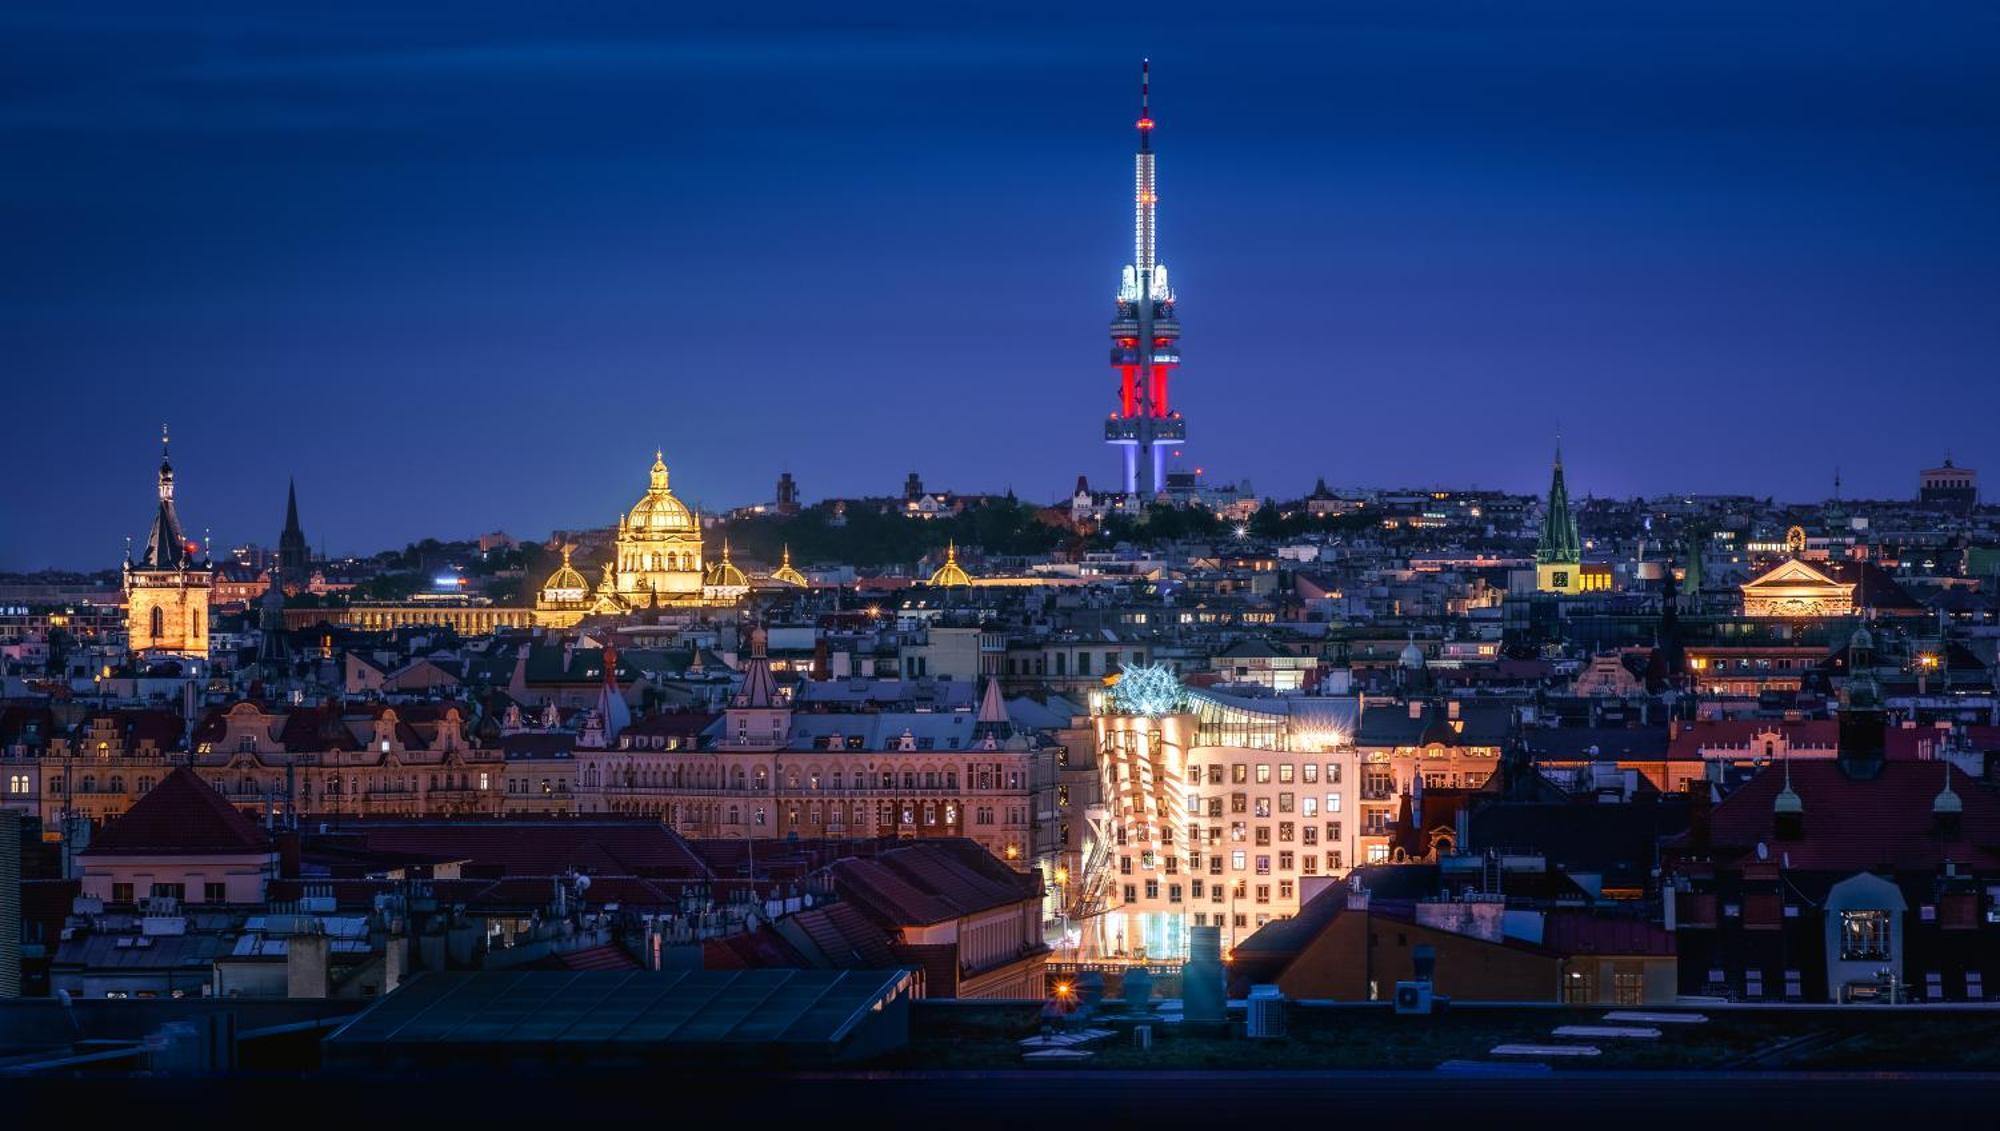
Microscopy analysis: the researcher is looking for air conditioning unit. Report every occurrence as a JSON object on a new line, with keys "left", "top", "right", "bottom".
{"left": 1393, "top": 980, "right": 1434, "bottom": 1015}
{"left": 1245, "top": 985, "right": 1287, "bottom": 1038}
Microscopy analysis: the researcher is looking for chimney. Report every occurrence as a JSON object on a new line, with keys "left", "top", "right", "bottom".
{"left": 286, "top": 927, "right": 330, "bottom": 999}
{"left": 1687, "top": 781, "right": 1713, "bottom": 853}
{"left": 274, "top": 830, "right": 301, "bottom": 879}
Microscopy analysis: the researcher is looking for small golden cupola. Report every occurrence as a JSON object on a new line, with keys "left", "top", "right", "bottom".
{"left": 534, "top": 544, "right": 594, "bottom": 627}
{"left": 927, "top": 541, "right": 972, "bottom": 587}
{"left": 540, "top": 545, "right": 591, "bottom": 602}
{"left": 770, "top": 544, "right": 810, "bottom": 587}
{"left": 705, "top": 538, "right": 749, "bottom": 589}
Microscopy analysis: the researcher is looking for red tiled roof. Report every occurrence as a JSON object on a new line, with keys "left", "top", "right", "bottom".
{"left": 277, "top": 705, "right": 364, "bottom": 753}
{"left": 554, "top": 943, "right": 641, "bottom": 971}
{"left": 828, "top": 839, "right": 1038, "bottom": 928}
{"left": 325, "top": 818, "right": 710, "bottom": 880}
{"left": 85, "top": 766, "right": 270, "bottom": 856}
{"left": 1884, "top": 726, "right": 2000, "bottom": 762}
{"left": 703, "top": 926, "right": 805, "bottom": 970}
{"left": 1695, "top": 759, "right": 2000, "bottom": 871}
{"left": 1540, "top": 911, "right": 1675, "bottom": 957}
{"left": 789, "top": 901, "right": 898, "bottom": 968}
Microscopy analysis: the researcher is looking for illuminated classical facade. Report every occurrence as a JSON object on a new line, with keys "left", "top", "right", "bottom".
{"left": 1741, "top": 558, "right": 1855, "bottom": 618}
{"left": 610, "top": 451, "right": 705, "bottom": 606}
{"left": 123, "top": 431, "right": 213, "bottom": 658}
{"left": 576, "top": 633, "right": 1036, "bottom": 865}
{"left": 535, "top": 545, "right": 592, "bottom": 628}
{"left": 518, "top": 451, "right": 740, "bottom": 625}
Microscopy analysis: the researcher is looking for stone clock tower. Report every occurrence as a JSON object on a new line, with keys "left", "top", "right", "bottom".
{"left": 124, "top": 428, "right": 213, "bottom": 658}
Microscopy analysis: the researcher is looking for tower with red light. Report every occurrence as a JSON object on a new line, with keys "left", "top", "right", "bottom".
{"left": 1106, "top": 60, "right": 1184, "bottom": 500}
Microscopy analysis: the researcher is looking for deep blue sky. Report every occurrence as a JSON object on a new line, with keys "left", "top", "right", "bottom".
{"left": 4, "top": 2, "right": 1998, "bottom": 570}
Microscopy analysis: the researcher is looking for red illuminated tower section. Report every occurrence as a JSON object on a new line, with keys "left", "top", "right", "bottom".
{"left": 1106, "top": 59, "right": 1184, "bottom": 499}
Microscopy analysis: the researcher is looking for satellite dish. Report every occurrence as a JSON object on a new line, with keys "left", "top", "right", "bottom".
{"left": 574, "top": 874, "right": 591, "bottom": 892}
{"left": 1755, "top": 841, "right": 1769, "bottom": 861}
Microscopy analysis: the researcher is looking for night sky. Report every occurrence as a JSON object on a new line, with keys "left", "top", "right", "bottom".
{"left": 5, "top": 2, "right": 1998, "bottom": 570}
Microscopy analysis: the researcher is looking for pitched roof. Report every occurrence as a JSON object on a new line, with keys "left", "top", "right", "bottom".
{"left": 85, "top": 766, "right": 270, "bottom": 856}
{"left": 1687, "top": 759, "right": 2000, "bottom": 871}
{"left": 320, "top": 818, "right": 709, "bottom": 880}
{"left": 827, "top": 839, "right": 1038, "bottom": 928}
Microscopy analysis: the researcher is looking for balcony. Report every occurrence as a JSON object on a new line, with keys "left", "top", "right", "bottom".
{"left": 1108, "top": 344, "right": 1182, "bottom": 367}
{"left": 1104, "top": 417, "right": 1187, "bottom": 444}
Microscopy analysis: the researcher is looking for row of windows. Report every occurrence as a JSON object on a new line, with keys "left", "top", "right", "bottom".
{"left": 1194, "top": 792, "right": 1343, "bottom": 818}
{"left": 580, "top": 767, "right": 1024, "bottom": 795}
{"left": 1192, "top": 763, "right": 1344, "bottom": 786}
{"left": 1008, "top": 650, "right": 1131, "bottom": 678}
{"left": 1197, "top": 821, "right": 1344, "bottom": 847}
{"left": 1121, "top": 879, "right": 1301, "bottom": 905}
{"left": 1124, "top": 848, "right": 1345, "bottom": 876}
{"left": 109, "top": 881, "right": 228, "bottom": 904}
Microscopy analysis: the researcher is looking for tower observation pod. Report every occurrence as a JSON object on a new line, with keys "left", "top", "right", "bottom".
{"left": 1105, "top": 59, "right": 1185, "bottom": 501}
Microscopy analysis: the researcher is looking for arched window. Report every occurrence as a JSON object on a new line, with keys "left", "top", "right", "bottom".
{"left": 149, "top": 606, "right": 164, "bottom": 639}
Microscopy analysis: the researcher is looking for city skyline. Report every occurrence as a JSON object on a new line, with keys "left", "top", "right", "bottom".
{"left": 6, "top": 1, "right": 2000, "bottom": 569}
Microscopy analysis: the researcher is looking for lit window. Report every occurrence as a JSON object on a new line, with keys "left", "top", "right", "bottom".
{"left": 1840, "top": 910, "right": 1892, "bottom": 961}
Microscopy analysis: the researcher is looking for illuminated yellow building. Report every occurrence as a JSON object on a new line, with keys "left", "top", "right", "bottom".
{"left": 124, "top": 430, "right": 213, "bottom": 658}
{"left": 608, "top": 451, "right": 706, "bottom": 606}
{"left": 534, "top": 545, "right": 592, "bottom": 628}
{"left": 767, "top": 544, "right": 809, "bottom": 588}
{"left": 1741, "top": 558, "right": 1855, "bottom": 618}
{"left": 928, "top": 542, "right": 973, "bottom": 587}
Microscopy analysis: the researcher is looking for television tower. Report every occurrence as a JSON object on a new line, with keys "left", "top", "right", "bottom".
{"left": 1105, "top": 59, "right": 1184, "bottom": 500}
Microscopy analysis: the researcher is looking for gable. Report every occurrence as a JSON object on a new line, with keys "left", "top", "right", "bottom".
{"left": 1743, "top": 558, "right": 1845, "bottom": 590}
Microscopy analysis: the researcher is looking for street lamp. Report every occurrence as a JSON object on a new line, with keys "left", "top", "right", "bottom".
{"left": 1052, "top": 865, "right": 1071, "bottom": 959}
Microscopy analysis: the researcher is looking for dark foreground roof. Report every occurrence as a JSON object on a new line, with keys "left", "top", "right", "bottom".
{"left": 324, "top": 968, "right": 915, "bottom": 1071}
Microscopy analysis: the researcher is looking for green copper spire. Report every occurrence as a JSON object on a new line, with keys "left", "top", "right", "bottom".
{"left": 1536, "top": 443, "right": 1581, "bottom": 566}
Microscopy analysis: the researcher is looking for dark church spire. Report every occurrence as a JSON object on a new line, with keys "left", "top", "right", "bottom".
{"left": 279, "top": 476, "right": 310, "bottom": 575}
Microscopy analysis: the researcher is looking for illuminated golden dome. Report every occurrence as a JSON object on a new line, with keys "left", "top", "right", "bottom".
{"left": 771, "top": 544, "right": 809, "bottom": 587}
{"left": 540, "top": 544, "right": 591, "bottom": 603}
{"left": 704, "top": 539, "right": 749, "bottom": 588}
{"left": 626, "top": 450, "right": 696, "bottom": 534}
{"left": 927, "top": 541, "right": 972, "bottom": 587}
